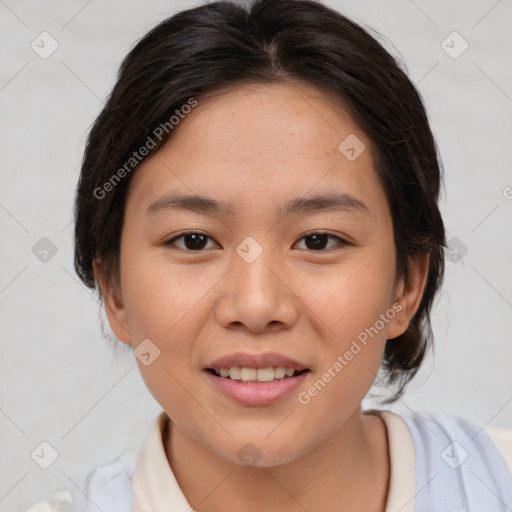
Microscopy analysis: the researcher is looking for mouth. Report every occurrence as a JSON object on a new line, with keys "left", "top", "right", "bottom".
{"left": 205, "top": 367, "right": 311, "bottom": 383}
{"left": 203, "top": 366, "right": 311, "bottom": 405}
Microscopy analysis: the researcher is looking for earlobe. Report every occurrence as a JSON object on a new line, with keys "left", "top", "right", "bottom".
{"left": 92, "top": 258, "right": 131, "bottom": 344}
{"left": 387, "top": 253, "right": 430, "bottom": 340}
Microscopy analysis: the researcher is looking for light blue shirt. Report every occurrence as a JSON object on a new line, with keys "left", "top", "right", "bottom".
{"left": 403, "top": 412, "right": 512, "bottom": 510}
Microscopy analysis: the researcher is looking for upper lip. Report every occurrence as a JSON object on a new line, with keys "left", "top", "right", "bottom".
{"left": 205, "top": 352, "right": 310, "bottom": 371}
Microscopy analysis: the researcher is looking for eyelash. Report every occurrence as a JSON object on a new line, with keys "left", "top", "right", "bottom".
{"left": 162, "top": 231, "right": 350, "bottom": 253}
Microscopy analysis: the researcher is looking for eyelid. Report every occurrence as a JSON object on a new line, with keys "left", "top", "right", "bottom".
{"left": 163, "top": 230, "right": 350, "bottom": 252}
{"left": 294, "top": 231, "right": 350, "bottom": 251}
{"left": 163, "top": 231, "right": 220, "bottom": 251}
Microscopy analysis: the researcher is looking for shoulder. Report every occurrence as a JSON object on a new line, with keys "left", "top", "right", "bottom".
{"left": 399, "top": 410, "right": 509, "bottom": 459}
{"left": 400, "top": 410, "right": 512, "bottom": 473}
{"left": 397, "top": 410, "right": 512, "bottom": 509}
{"left": 23, "top": 451, "right": 139, "bottom": 512}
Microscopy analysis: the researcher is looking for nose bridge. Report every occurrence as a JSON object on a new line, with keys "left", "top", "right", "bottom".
{"left": 214, "top": 234, "right": 298, "bottom": 332}
{"left": 233, "top": 235, "right": 279, "bottom": 301}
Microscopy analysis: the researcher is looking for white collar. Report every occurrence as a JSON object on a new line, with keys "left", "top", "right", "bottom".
{"left": 131, "top": 410, "right": 416, "bottom": 512}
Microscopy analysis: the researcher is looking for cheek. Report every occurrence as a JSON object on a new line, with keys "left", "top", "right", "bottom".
{"left": 301, "top": 282, "right": 390, "bottom": 419}
{"left": 311, "top": 255, "right": 396, "bottom": 338}
{"left": 120, "top": 255, "right": 208, "bottom": 417}
{"left": 121, "top": 247, "right": 209, "bottom": 339}
{"left": 118, "top": 247, "right": 208, "bottom": 390}
{"left": 303, "top": 252, "right": 396, "bottom": 395}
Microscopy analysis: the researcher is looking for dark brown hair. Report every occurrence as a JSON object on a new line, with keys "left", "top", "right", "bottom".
{"left": 74, "top": 0, "right": 446, "bottom": 403}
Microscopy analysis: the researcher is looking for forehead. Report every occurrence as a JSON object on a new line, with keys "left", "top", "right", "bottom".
{"left": 167, "top": 81, "right": 362, "bottom": 167}
{"left": 125, "top": 81, "right": 388, "bottom": 220}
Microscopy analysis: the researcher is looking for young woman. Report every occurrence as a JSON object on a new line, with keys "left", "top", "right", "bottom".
{"left": 26, "top": 0, "right": 512, "bottom": 510}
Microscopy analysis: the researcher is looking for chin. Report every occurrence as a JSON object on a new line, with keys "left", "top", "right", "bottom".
{"left": 214, "top": 433, "right": 308, "bottom": 469}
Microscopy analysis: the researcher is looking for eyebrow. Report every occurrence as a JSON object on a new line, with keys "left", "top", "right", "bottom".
{"left": 146, "top": 192, "right": 370, "bottom": 218}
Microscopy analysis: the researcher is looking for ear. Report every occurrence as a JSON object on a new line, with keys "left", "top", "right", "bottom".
{"left": 92, "top": 258, "right": 131, "bottom": 344}
{"left": 387, "top": 253, "right": 430, "bottom": 340}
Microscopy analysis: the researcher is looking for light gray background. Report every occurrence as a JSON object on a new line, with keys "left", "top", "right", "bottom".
{"left": 1, "top": 0, "right": 511, "bottom": 509}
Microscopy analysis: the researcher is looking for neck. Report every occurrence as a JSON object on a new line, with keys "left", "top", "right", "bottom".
{"left": 164, "top": 407, "right": 390, "bottom": 512}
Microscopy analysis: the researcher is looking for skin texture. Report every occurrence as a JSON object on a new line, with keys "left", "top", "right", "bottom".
{"left": 95, "top": 82, "right": 429, "bottom": 511}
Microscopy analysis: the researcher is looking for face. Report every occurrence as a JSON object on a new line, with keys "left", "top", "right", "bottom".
{"left": 98, "top": 82, "right": 426, "bottom": 467}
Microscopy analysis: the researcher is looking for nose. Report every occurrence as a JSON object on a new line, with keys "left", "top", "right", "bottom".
{"left": 214, "top": 243, "right": 299, "bottom": 334}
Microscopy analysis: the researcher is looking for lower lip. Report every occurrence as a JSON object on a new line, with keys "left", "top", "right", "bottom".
{"left": 203, "top": 370, "right": 310, "bottom": 406}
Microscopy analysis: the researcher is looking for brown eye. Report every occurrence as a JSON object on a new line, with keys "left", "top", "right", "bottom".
{"left": 294, "top": 232, "right": 347, "bottom": 251}
{"left": 164, "top": 232, "right": 218, "bottom": 251}
{"left": 164, "top": 231, "right": 348, "bottom": 253}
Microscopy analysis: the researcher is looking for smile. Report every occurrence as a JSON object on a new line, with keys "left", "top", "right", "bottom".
{"left": 207, "top": 366, "right": 309, "bottom": 382}
{"left": 203, "top": 368, "right": 311, "bottom": 405}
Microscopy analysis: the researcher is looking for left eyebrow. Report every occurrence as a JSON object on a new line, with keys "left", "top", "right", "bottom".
{"left": 279, "top": 192, "right": 370, "bottom": 217}
{"left": 146, "top": 192, "right": 371, "bottom": 218}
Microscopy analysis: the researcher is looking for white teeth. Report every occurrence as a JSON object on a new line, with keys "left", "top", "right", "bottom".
{"left": 240, "top": 367, "right": 257, "bottom": 381}
{"left": 274, "top": 367, "right": 286, "bottom": 379}
{"left": 229, "top": 366, "right": 240, "bottom": 380}
{"left": 256, "top": 367, "right": 275, "bottom": 382}
{"left": 213, "top": 366, "right": 301, "bottom": 382}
